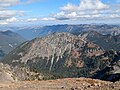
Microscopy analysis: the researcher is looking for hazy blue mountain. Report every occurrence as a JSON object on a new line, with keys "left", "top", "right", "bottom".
{"left": 0, "top": 30, "right": 26, "bottom": 59}
{"left": 16, "top": 24, "right": 120, "bottom": 40}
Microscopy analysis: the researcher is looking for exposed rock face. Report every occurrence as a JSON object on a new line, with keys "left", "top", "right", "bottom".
{"left": 2, "top": 32, "right": 120, "bottom": 81}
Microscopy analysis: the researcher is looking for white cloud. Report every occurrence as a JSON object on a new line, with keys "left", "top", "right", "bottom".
{"left": 60, "top": 3, "right": 77, "bottom": 11}
{"left": 6, "top": 17, "right": 18, "bottom": 22}
{"left": 0, "top": 21, "right": 8, "bottom": 24}
{"left": 27, "top": 18, "right": 38, "bottom": 22}
{"left": 79, "top": 0, "right": 108, "bottom": 10}
{"left": 26, "top": 17, "right": 55, "bottom": 22}
{"left": 110, "top": 14, "right": 120, "bottom": 18}
{"left": 0, "top": 0, "right": 19, "bottom": 7}
{"left": 53, "top": 0, "right": 120, "bottom": 21}
{"left": 0, "top": 17, "right": 18, "bottom": 24}
{"left": 61, "top": 0, "right": 108, "bottom": 11}
{"left": 0, "top": 10, "right": 24, "bottom": 19}
{"left": 0, "top": 0, "right": 39, "bottom": 24}
{"left": 0, "top": 0, "right": 120, "bottom": 24}
{"left": 41, "top": 17, "right": 55, "bottom": 21}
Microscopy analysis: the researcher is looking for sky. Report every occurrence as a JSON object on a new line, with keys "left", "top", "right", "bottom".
{"left": 0, "top": 0, "right": 120, "bottom": 25}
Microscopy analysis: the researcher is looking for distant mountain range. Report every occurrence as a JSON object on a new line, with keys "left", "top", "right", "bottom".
{"left": 15, "top": 24, "right": 120, "bottom": 40}
{"left": 79, "top": 31, "right": 120, "bottom": 51}
{"left": 0, "top": 30, "right": 26, "bottom": 59}
{"left": 2, "top": 32, "right": 120, "bottom": 81}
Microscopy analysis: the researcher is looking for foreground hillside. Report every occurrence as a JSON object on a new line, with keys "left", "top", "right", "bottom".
{"left": 0, "top": 78, "right": 119, "bottom": 90}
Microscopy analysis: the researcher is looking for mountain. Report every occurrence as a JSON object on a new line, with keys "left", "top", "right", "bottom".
{"left": 2, "top": 32, "right": 120, "bottom": 81}
{"left": 16, "top": 25, "right": 78, "bottom": 40}
{"left": 79, "top": 31, "right": 120, "bottom": 51}
{"left": 16, "top": 26, "right": 43, "bottom": 40}
{"left": 16, "top": 24, "right": 120, "bottom": 40}
{"left": 0, "top": 30, "right": 26, "bottom": 59}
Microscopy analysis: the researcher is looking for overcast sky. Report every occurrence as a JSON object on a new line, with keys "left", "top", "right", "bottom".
{"left": 0, "top": 0, "right": 120, "bottom": 25}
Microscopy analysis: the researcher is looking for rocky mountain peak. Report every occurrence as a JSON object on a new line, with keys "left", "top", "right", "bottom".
{"left": 2, "top": 32, "right": 105, "bottom": 79}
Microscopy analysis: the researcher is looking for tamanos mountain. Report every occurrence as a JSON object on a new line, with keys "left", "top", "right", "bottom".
{"left": 2, "top": 32, "right": 120, "bottom": 81}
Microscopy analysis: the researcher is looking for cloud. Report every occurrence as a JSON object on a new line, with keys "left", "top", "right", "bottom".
{"left": 61, "top": 0, "right": 108, "bottom": 11}
{"left": 0, "top": 10, "right": 24, "bottom": 19}
{"left": 60, "top": 3, "right": 77, "bottom": 11}
{"left": 41, "top": 17, "right": 55, "bottom": 21}
{"left": 0, "top": 0, "right": 39, "bottom": 24}
{"left": 6, "top": 17, "right": 18, "bottom": 22}
{"left": 26, "top": 17, "right": 55, "bottom": 22}
{"left": 1, "top": 0, "right": 120, "bottom": 24}
{"left": 0, "top": 10, "right": 24, "bottom": 24}
{"left": 27, "top": 18, "right": 37, "bottom": 22}
{"left": 0, "top": 0, "right": 39, "bottom": 8}
{"left": 0, "top": 17, "right": 18, "bottom": 24}
{"left": 52, "top": 0, "right": 120, "bottom": 22}
{"left": 0, "top": 0, "right": 20, "bottom": 11}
